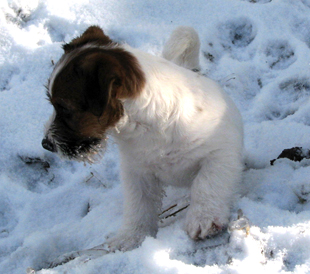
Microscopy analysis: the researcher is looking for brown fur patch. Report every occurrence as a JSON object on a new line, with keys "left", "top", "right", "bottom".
{"left": 63, "top": 26, "right": 114, "bottom": 53}
{"left": 51, "top": 47, "right": 145, "bottom": 117}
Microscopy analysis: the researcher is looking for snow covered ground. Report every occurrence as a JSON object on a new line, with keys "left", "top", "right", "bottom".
{"left": 1, "top": 0, "right": 310, "bottom": 273}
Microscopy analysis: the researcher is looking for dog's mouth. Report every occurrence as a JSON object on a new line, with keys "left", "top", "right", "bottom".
{"left": 42, "top": 135, "right": 108, "bottom": 164}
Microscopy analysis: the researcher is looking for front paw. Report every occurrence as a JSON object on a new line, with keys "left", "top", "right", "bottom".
{"left": 185, "top": 206, "right": 224, "bottom": 240}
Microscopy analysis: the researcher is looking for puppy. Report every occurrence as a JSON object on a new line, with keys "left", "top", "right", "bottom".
{"left": 43, "top": 26, "right": 243, "bottom": 251}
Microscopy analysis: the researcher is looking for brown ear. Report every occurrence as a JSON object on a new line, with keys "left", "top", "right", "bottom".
{"left": 82, "top": 57, "right": 121, "bottom": 117}
{"left": 80, "top": 48, "right": 146, "bottom": 116}
{"left": 63, "top": 26, "right": 113, "bottom": 53}
{"left": 111, "top": 50, "right": 146, "bottom": 100}
{"left": 87, "top": 75, "right": 117, "bottom": 117}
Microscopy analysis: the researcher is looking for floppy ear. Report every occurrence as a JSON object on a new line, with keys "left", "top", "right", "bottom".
{"left": 85, "top": 78, "right": 109, "bottom": 117}
{"left": 63, "top": 26, "right": 113, "bottom": 53}
{"left": 79, "top": 47, "right": 145, "bottom": 117}
{"left": 85, "top": 69, "right": 120, "bottom": 117}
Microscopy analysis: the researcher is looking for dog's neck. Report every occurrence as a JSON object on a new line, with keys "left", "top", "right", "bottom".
{"left": 111, "top": 46, "right": 199, "bottom": 141}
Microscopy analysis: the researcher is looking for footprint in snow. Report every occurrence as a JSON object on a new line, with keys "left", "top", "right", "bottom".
{"left": 264, "top": 40, "right": 296, "bottom": 70}
{"left": 265, "top": 78, "right": 310, "bottom": 120}
{"left": 218, "top": 17, "right": 257, "bottom": 50}
{"left": 203, "top": 17, "right": 257, "bottom": 64}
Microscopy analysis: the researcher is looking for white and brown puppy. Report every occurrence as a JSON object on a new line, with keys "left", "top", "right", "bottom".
{"left": 43, "top": 26, "right": 243, "bottom": 251}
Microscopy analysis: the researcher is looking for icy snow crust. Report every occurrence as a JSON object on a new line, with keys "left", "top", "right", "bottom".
{"left": 1, "top": 0, "right": 310, "bottom": 273}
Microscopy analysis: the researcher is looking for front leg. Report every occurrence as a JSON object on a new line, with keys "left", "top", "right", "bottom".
{"left": 186, "top": 149, "right": 243, "bottom": 240}
{"left": 107, "top": 165, "right": 162, "bottom": 251}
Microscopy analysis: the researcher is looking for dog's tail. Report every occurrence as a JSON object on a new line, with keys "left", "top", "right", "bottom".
{"left": 162, "top": 26, "right": 200, "bottom": 72}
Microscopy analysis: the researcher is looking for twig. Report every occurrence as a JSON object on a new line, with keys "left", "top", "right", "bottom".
{"left": 159, "top": 203, "right": 178, "bottom": 216}
{"left": 160, "top": 204, "right": 189, "bottom": 219}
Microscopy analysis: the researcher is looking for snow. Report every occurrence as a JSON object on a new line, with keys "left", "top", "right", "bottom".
{"left": 1, "top": 0, "right": 310, "bottom": 273}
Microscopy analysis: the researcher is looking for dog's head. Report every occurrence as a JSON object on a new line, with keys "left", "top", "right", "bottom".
{"left": 42, "top": 26, "right": 145, "bottom": 163}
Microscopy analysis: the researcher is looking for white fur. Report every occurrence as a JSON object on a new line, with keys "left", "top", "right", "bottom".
{"left": 106, "top": 32, "right": 243, "bottom": 250}
{"left": 162, "top": 26, "right": 201, "bottom": 71}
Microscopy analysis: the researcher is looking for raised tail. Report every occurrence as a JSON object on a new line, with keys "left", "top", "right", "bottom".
{"left": 162, "top": 26, "right": 200, "bottom": 71}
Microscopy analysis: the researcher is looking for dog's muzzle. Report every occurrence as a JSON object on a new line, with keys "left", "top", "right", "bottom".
{"left": 41, "top": 134, "right": 106, "bottom": 163}
{"left": 42, "top": 137, "right": 57, "bottom": 153}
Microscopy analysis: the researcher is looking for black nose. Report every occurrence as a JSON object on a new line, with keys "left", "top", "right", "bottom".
{"left": 42, "top": 138, "right": 56, "bottom": 152}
